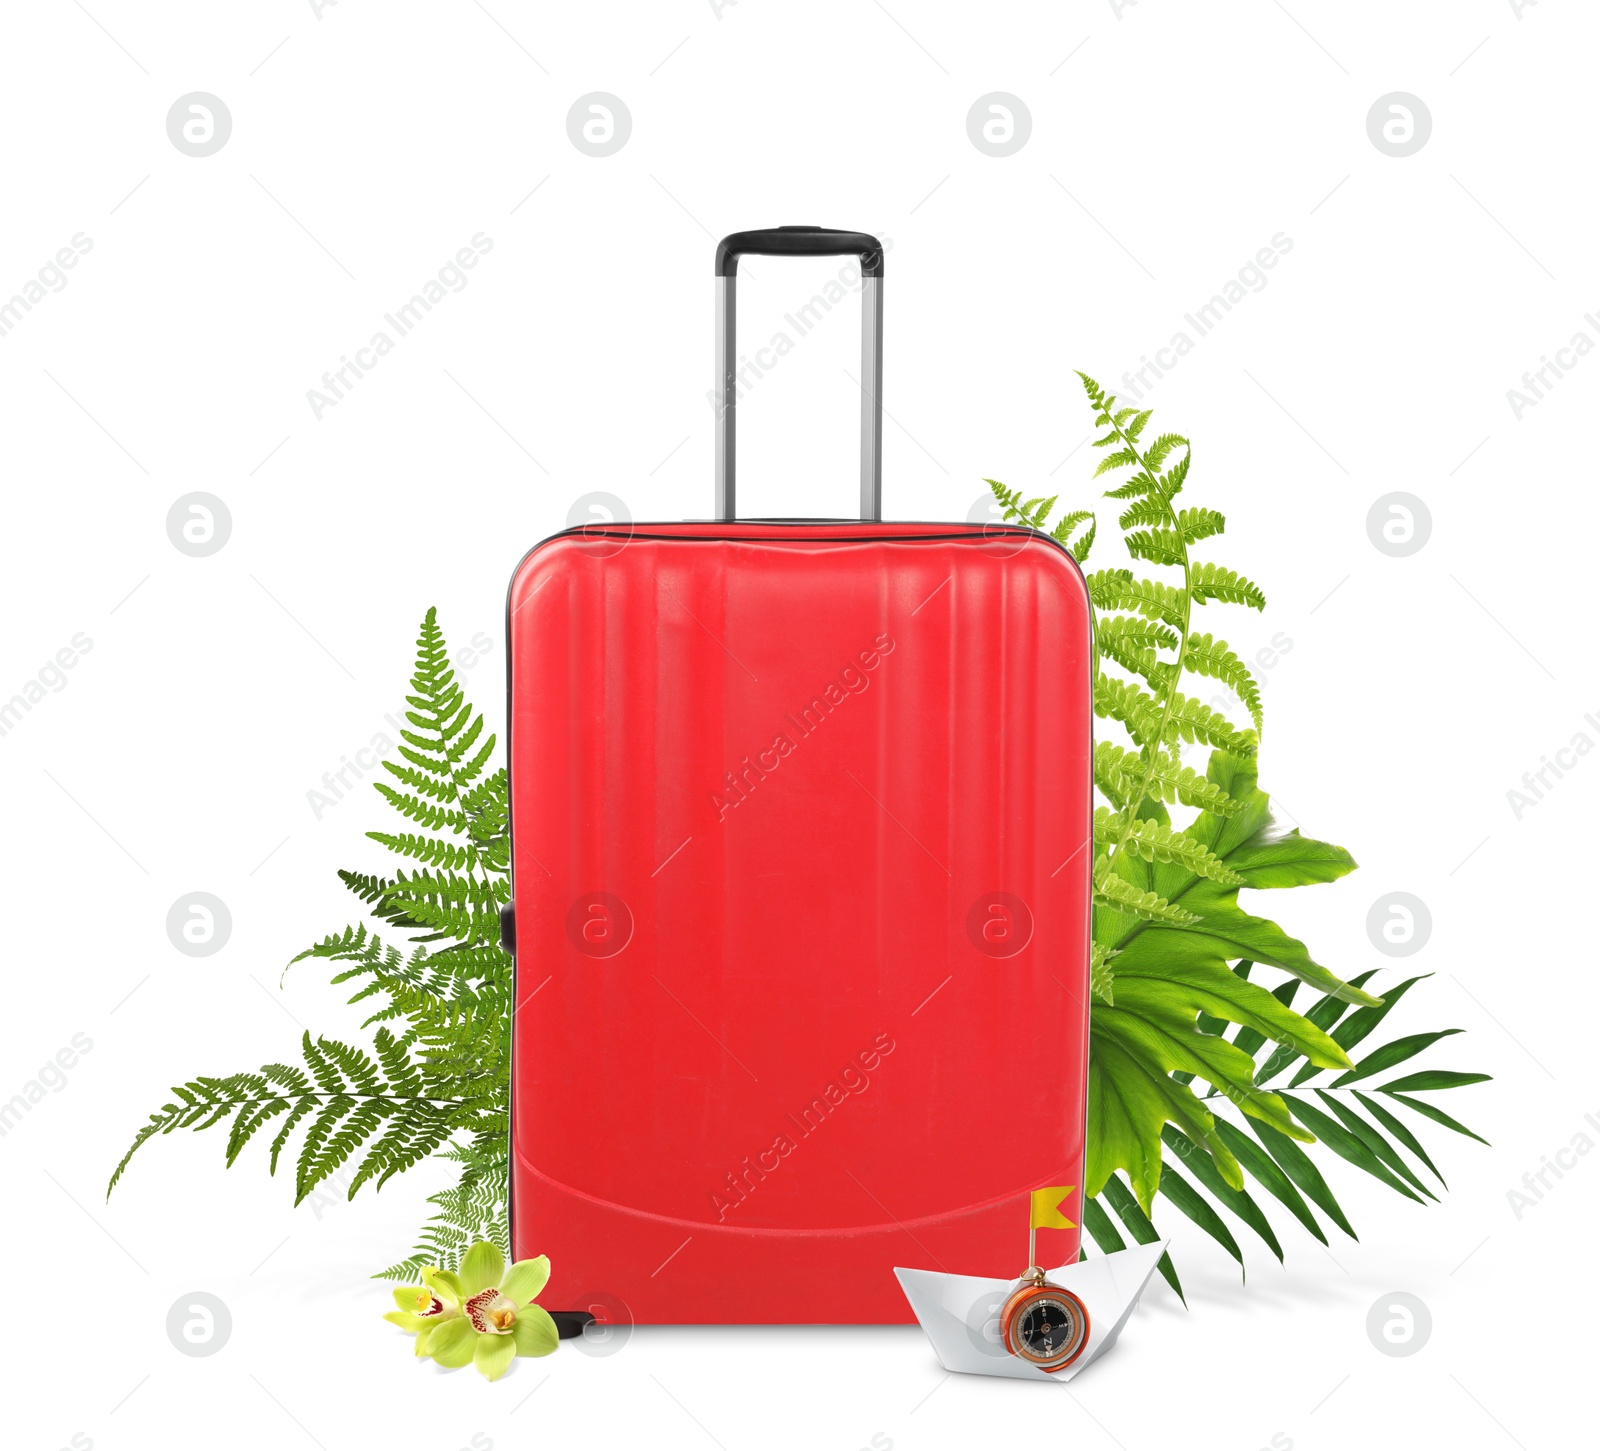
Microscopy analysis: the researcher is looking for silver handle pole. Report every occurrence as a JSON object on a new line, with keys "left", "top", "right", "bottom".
{"left": 714, "top": 276, "right": 737, "bottom": 521}
{"left": 713, "top": 269, "right": 883, "bottom": 523}
{"left": 859, "top": 275, "right": 883, "bottom": 522}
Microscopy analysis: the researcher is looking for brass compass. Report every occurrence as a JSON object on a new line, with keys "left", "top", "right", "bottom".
{"left": 998, "top": 1267, "right": 1090, "bottom": 1372}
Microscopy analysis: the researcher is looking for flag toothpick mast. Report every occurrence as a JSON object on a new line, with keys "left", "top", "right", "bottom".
{"left": 1026, "top": 1186, "right": 1077, "bottom": 1285}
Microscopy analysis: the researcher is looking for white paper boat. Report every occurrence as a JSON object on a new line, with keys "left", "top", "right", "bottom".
{"left": 894, "top": 1241, "right": 1169, "bottom": 1382}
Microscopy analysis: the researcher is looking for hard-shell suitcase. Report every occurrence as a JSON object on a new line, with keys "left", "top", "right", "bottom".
{"left": 505, "top": 228, "right": 1093, "bottom": 1324}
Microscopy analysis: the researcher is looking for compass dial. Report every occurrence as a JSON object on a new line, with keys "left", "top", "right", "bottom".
{"left": 1000, "top": 1284, "right": 1089, "bottom": 1371}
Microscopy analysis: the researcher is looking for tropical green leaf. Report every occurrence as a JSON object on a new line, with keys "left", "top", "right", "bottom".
{"left": 1379, "top": 1091, "right": 1490, "bottom": 1145}
{"left": 1378, "top": 1070, "right": 1493, "bottom": 1093}
{"left": 1329, "top": 1030, "right": 1465, "bottom": 1087}
{"left": 1162, "top": 1126, "right": 1282, "bottom": 1262}
{"left": 1353, "top": 1090, "right": 1446, "bottom": 1187}
{"left": 1086, "top": 1028, "right": 1240, "bottom": 1208}
{"left": 1212, "top": 1117, "right": 1326, "bottom": 1244}
{"left": 1331, "top": 975, "right": 1429, "bottom": 1053}
{"left": 1080, "top": 1194, "right": 1127, "bottom": 1255}
{"left": 1099, "top": 1174, "right": 1185, "bottom": 1303}
{"left": 1311, "top": 1089, "right": 1436, "bottom": 1200}
{"left": 1258, "top": 970, "right": 1381, "bottom": 1084}
{"left": 1158, "top": 1160, "right": 1244, "bottom": 1271}
{"left": 1226, "top": 830, "right": 1358, "bottom": 889}
{"left": 1247, "top": 1118, "right": 1359, "bottom": 1240}
{"left": 1281, "top": 1094, "right": 1424, "bottom": 1202}
{"left": 1108, "top": 932, "right": 1350, "bottom": 1070}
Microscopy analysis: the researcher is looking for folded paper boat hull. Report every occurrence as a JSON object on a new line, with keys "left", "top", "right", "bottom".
{"left": 894, "top": 1240, "right": 1168, "bottom": 1382}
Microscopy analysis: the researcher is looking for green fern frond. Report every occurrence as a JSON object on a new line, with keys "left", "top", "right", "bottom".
{"left": 1163, "top": 692, "right": 1256, "bottom": 754}
{"left": 382, "top": 758, "right": 464, "bottom": 805}
{"left": 1068, "top": 372, "right": 1485, "bottom": 1284}
{"left": 107, "top": 1028, "right": 472, "bottom": 1205}
{"left": 372, "top": 782, "right": 469, "bottom": 834}
{"left": 1189, "top": 562, "right": 1266, "bottom": 611}
{"left": 1176, "top": 507, "right": 1225, "bottom": 544}
{"left": 364, "top": 832, "right": 482, "bottom": 872}
{"left": 1095, "top": 675, "right": 1254, "bottom": 754}
{"left": 1102, "top": 471, "right": 1163, "bottom": 501}
{"left": 1092, "top": 860, "right": 1201, "bottom": 926}
{"left": 1095, "top": 673, "right": 1167, "bottom": 749}
{"left": 1091, "top": 943, "right": 1118, "bottom": 1005}
{"left": 378, "top": 870, "right": 505, "bottom": 946}
{"left": 983, "top": 479, "right": 1057, "bottom": 530}
{"left": 1185, "top": 633, "right": 1263, "bottom": 731}
{"left": 109, "top": 609, "right": 515, "bottom": 1281}
{"left": 1051, "top": 509, "right": 1097, "bottom": 561}
{"left": 372, "top": 1136, "right": 509, "bottom": 1282}
{"left": 1099, "top": 614, "right": 1180, "bottom": 654}
{"left": 1097, "top": 615, "right": 1178, "bottom": 690}
{"left": 1118, "top": 498, "right": 1170, "bottom": 530}
{"left": 1094, "top": 808, "right": 1245, "bottom": 885}
{"left": 1093, "top": 742, "right": 1241, "bottom": 816}
{"left": 1094, "top": 448, "right": 1140, "bottom": 478}
{"left": 1144, "top": 433, "right": 1187, "bottom": 472}
{"left": 1085, "top": 570, "right": 1187, "bottom": 628}
{"left": 1124, "top": 529, "right": 1187, "bottom": 567}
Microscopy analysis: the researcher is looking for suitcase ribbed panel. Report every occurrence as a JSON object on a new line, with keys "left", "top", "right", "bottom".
{"left": 507, "top": 523, "right": 1092, "bottom": 1323}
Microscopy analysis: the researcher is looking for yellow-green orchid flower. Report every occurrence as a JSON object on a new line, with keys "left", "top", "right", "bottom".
{"left": 382, "top": 1266, "right": 464, "bottom": 1359}
{"left": 383, "top": 1243, "right": 558, "bottom": 1380}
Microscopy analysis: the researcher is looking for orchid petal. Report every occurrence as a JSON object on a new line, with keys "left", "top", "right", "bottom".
{"left": 474, "top": 1330, "right": 518, "bottom": 1382}
{"left": 422, "top": 1266, "right": 464, "bottom": 1305}
{"left": 500, "top": 1256, "right": 550, "bottom": 1306}
{"left": 458, "top": 1242, "right": 505, "bottom": 1297}
{"left": 427, "top": 1317, "right": 477, "bottom": 1369}
{"left": 392, "top": 1286, "right": 433, "bottom": 1315}
{"left": 511, "top": 1304, "right": 559, "bottom": 1358}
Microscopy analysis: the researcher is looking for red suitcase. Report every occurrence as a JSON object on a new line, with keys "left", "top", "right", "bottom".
{"left": 505, "top": 228, "right": 1093, "bottom": 1324}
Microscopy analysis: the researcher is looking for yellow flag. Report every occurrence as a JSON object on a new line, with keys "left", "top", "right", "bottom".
{"left": 1030, "top": 1186, "right": 1077, "bottom": 1230}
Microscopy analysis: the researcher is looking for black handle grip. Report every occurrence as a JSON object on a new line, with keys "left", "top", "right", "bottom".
{"left": 715, "top": 225, "right": 884, "bottom": 278}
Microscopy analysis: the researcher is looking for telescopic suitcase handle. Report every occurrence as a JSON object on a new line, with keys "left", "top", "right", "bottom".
{"left": 713, "top": 226, "right": 884, "bottom": 523}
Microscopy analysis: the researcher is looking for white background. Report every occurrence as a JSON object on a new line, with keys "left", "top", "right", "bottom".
{"left": 2, "top": 2, "right": 1593, "bottom": 1449}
